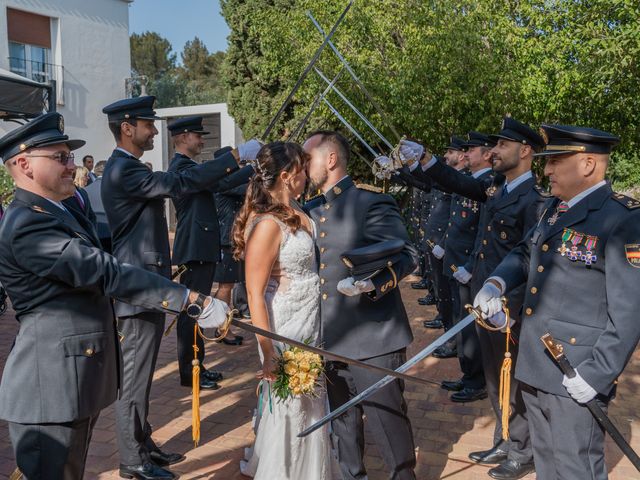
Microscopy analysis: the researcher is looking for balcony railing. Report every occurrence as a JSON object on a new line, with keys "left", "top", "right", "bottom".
{"left": 8, "top": 57, "right": 62, "bottom": 85}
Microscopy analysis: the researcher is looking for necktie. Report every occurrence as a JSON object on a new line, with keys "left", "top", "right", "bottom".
{"left": 501, "top": 184, "right": 508, "bottom": 198}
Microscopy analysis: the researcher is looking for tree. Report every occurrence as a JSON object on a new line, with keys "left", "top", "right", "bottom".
{"left": 130, "top": 32, "right": 176, "bottom": 80}
{"left": 220, "top": 0, "right": 640, "bottom": 187}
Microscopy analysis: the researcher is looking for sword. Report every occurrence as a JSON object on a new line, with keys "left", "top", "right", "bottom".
{"left": 227, "top": 318, "right": 439, "bottom": 387}
{"left": 298, "top": 306, "right": 484, "bottom": 437}
{"left": 322, "top": 97, "right": 377, "bottom": 164}
{"left": 262, "top": 0, "right": 354, "bottom": 140}
{"left": 541, "top": 333, "right": 640, "bottom": 472}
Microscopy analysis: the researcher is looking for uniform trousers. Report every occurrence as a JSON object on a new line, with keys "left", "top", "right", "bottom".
{"left": 475, "top": 320, "right": 532, "bottom": 463}
{"left": 521, "top": 384, "right": 607, "bottom": 479}
{"left": 429, "top": 252, "right": 452, "bottom": 329}
{"left": 115, "top": 312, "right": 164, "bottom": 465}
{"left": 449, "top": 280, "right": 485, "bottom": 389}
{"left": 9, "top": 414, "right": 99, "bottom": 480}
{"left": 326, "top": 349, "right": 416, "bottom": 480}
{"left": 176, "top": 261, "right": 216, "bottom": 383}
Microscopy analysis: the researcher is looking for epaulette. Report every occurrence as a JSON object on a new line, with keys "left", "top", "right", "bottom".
{"left": 355, "top": 183, "right": 383, "bottom": 193}
{"left": 30, "top": 205, "right": 54, "bottom": 215}
{"left": 534, "top": 185, "right": 553, "bottom": 197}
{"left": 304, "top": 192, "right": 323, "bottom": 202}
{"left": 612, "top": 192, "right": 640, "bottom": 209}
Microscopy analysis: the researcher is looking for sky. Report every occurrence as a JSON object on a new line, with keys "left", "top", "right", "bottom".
{"left": 128, "top": 0, "right": 230, "bottom": 57}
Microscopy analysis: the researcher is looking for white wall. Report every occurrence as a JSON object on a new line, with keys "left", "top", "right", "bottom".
{"left": 0, "top": 0, "right": 132, "bottom": 163}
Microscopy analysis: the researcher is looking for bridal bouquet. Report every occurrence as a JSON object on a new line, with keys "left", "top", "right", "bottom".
{"left": 272, "top": 344, "right": 324, "bottom": 401}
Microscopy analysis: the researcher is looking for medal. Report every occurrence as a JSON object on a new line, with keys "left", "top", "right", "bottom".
{"left": 558, "top": 228, "right": 573, "bottom": 256}
{"left": 567, "top": 232, "right": 584, "bottom": 261}
{"left": 471, "top": 201, "right": 479, "bottom": 213}
{"left": 581, "top": 236, "right": 598, "bottom": 265}
{"left": 486, "top": 186, "right": 497, "bottom": 197}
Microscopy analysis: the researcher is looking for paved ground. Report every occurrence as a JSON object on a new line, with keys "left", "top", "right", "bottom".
{"left": 1, "top": 276, "right": 639, "bottom": 479}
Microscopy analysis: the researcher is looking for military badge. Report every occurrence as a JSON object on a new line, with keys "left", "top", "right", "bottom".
{"left": 625, "top": 244, "right": 640, "bottom": 268}
{"left": 558, "top": 228, "right": 598, "bottom": 265}
{"left": 539, "top": 127, "right": 549, "bottom": 145}
{"left": 485, "top": 186, "right": 498, "bottom": 198}
{"left": 58, "top": 115, "right": 64, "bottom": 133}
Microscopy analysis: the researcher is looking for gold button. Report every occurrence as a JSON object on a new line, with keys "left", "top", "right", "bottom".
{"left": 500, "top": 232, "right": 507, "bottom": 240}
{"left": 320, "top": 278, "right": 325, "bottom": 285}
{"left": 226, "top": 167, "right": 231, "bottom": 173}
{"left": 85, "top": 348, "right": 94, "bottom": 356}
{"left": 500, "top": 220, "right": 504, "bottom": 224}
{"left": 525, "top": 307, "right": 533, "bottom": 315}
{"left": 204, "top": 227, "right": 208, "bottom": 231}
{"left": 530, "top": 287, "right": 538, "bottom": 294}
{"left": 452, "top": 212, "right": 456, "bottom": 216}
{"left": 569, "top": 337, "right": 577, "bottom": 345}
{"left": 162, "top": 300, "right": 169, "bottom": 307}
{"left": 320, "top": 232, "right": 326, "bottom": 238}
{"left": 537, "top": 265, "right": 544, "bottom": 273}
{"left": 322, "top": 293, "right": 328, "bottom": 300}
{"left": 480, "top": 253, "right": 485, "bottom": 259}
{"left": 487, "top": 226, "right": 492, "bottom": 231}
{"left": 320, "top": 247, "right": 326, "bottom": 253}
{"left": 320, "top": 217, "right": 326, "bottom": 223}
{"left": 542, "top": 244, "right": 549, "bottom": 252}
{"left": 324, "top": 204, "right": 330, "bottom": 210}
{"left": 320, "top": 263, "right": 326, "bottom": 269}
{"left": 483, "top": 240, "right": 488, "bottom": 245}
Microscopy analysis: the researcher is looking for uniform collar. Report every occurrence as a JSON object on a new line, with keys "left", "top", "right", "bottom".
{"left": 115, "top": 147, "right": 138, "bottom": 160}
{"left": 565, "top": 180, "right": 607, "bottom": 209}
{"left": 472, "top": 167, "right": 492, "bottom": 179}
{"left": 323, "top": 176, "right": 354, "bottom": 202}
{"left": 504, "top": 170, "right": 533, "bottom": 193}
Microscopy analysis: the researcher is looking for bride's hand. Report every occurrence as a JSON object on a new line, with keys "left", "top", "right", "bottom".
{"left": 259, "top": 349, "right": 278, "bottom": 382}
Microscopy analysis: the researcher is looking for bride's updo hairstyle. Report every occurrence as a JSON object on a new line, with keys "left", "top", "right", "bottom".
{"left": 232, "top": 141, "right": 310, "bottom": 259}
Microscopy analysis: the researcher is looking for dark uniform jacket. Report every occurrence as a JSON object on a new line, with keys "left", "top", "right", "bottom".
{"left": 305, "top": 176, "right": 418, "bottom": 359}
{"left": 84, "top": 177, "right": 111, "bottom": 242}
{"left": 442, "top": 169, "right": 494, "bottom": 277}
{"left": 63, "top": 187, "right": 97, "bottom": 229}
{"left": 493, "top": 185, "right": 640, "bottom": 397}
{"left": 216, "top": 183, "right": 248, "bottom": 247}
{"left": 0, "top": 189, "right": 187, "bottom": 423}
{"left": 423, "top": 188, "right": 452, "bottom": 248}
{"left": 418, "top": 161, "right": 547, "bottom": 317}
{"left": 101, "top": 148, "right": 238, "bottom": 317}
{"left": 168, "top": 150, "right": 253, "bottom": 266}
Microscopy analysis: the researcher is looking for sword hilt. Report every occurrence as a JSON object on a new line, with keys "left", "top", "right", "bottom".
{"left": 464, "top": 297, "right": 509, "bottom": 331}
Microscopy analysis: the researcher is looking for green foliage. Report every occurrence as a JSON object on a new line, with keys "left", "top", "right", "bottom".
{"left": 0, "top": 166, "right": 15, "bottom": 204}
{"left": 130, "top": 33, "right": 227, "bottom": 108}
{"left": 220, "top": 0, "right": 640, "bottom": 186}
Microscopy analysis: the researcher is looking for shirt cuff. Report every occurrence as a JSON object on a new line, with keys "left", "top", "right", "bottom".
{"left": 487, "top": 276, "right": 506, "bottom": 294}
{"left": 409, "top": 161, "right": 419, "bottom": 172}
{"left": 422, "top": 156, "right": 437, "bottom": 171}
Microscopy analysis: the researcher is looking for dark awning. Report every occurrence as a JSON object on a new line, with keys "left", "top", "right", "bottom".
{"left": 0, "top": 68, "right": 53, "bottom": 121}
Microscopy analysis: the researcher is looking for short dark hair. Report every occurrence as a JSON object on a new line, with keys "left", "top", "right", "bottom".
{"left": 82, "top": 155, "right": 93, "bottom": 164}
{"left": 108, "top": 119, "right": 137, "bottom": 141}
{"left": 306, "top": 130, "right": 350, "bottom": 164}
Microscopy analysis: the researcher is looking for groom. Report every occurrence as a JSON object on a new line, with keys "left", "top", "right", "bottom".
{"left": 303, "top": 131, "right": 418, "bottom": 480}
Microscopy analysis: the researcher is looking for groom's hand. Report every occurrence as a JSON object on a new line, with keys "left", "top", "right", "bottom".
{"left": 337, "top": 277, "right": 375, "bottom": 297}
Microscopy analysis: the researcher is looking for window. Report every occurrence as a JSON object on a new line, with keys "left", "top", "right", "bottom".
{"left": 7, "top": 8, "right": 53, "bottom": 83}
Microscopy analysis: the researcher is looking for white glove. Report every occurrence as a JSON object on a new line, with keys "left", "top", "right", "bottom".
{"left": 373, "top": 155, "right": 394, "bottom": 180}
{"left": 562, "top": 371, "right": 598, "bottom": 404}
{"left": 432, "top": 244, "right": 445, "bottom": 259}
{"left": 237, "top": 139, "right": 263, "bottom": 162}
{"left": 398, "top": 139, "right": 424, "bottom": 165}
{"left": 453, "top": 266, "right": 472, "bottom": 284}
{"left": 473, "top": 282, "right": 503, "bottom": 318}
{"left": 196, "top": 296, "right": 231, "bottom": 329}
{"left": 337, "top": 277, "right": 375, "bottom": 297}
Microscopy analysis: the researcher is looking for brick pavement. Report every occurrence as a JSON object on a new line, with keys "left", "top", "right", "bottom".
{"left": 0, "top": 277, "right": 639, "bottom": 479}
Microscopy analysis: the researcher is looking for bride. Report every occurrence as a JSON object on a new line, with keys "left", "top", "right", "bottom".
{"left": 232, "top": 142, "right": 334, "bottom": 479}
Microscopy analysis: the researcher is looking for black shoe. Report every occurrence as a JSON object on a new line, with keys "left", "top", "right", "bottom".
{"left": 469, "top": 444, "right": 508, "bottom": 464}
{"left": 451, "top": 387, "right": 488, "bottom": 402}
{"left": 488, "top": 459, "right": 535, "bottom": 479}
{"left": 418, "top": 294, "right": 437, "bottom": 305}
{"left": 423, "top": 318, "right": 444, "bottom": 329}
{"left": 215, "top": 330, "right": 244, "bottom": 345}
{"left": 432, "top": 345, "right": 457, "bottom": 358}
{"left": 411, "top": 279, "right": 429, "bottom": 289}
{"left": 149, "top": 449, "right": 185, "bottom": 467}
{"left": 180, "top": 377, "right": 220, "bottom": 390}
{"left": 441, "top": 379, "right": 464, "bottom": 392}
{"left": 202, "top": 370, "right": 223, "bottom": 382}
{"left": 119, "top": 462, "right": 175, "bottom": 479}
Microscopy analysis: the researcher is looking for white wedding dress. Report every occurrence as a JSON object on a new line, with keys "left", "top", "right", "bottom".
{"left": 240, "top": 214, "right": 335, "bottom": 480}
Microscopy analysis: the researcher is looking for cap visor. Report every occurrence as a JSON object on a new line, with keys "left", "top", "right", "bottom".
{"left": 533, "top": 150, "right": 574, "bottom": 157}
{"left": 138, "top": 115, "right": 163, "bottom": 121}
{"left": 36, "top": 137, "right": 86, "bottom": 151}
{"left": 489, "top": 133, "right": 518, "bottom": 143}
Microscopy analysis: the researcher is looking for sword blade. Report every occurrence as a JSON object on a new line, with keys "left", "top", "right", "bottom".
{"left": 228, "top": 318, "right": 437, "bottom": 387}
{"left": 298, "top": 313, "right": 477, "bottom": 437}
{"left": 262, "top": 0, "right": 354, "bottom": 140}
{"left": 322, "top": 97, "right": 378, "bottom": 161}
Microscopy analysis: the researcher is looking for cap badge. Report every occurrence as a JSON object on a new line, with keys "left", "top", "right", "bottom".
{"left": 58, "top": 116, "right": 64, "bottom": 133}
{"left": 19, "top": 143, "right": 27, "bottom": 151}
{"left": 539, "top": 128, "right": 549, "bottom": 145}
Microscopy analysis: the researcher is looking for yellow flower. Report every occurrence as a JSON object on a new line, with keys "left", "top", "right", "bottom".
{"left": 298, "top": 361, "right": 311, "bottom": 372}
{"left": 297, "top": 372, "right": 309, "bottom": 383}
{"left": 284, "top": 362, "right": 297, "bottom": 376}
{"left": 292, "top": 386, "right": 302, "bottom": 395}
{"left": 283, "top": 350, "right": 295, "bottom": 361}
{"left": 289, "top": 375, "right": 300, "bottom": 387}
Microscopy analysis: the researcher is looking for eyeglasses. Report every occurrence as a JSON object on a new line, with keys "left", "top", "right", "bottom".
{"left": 24, "top": 151, "right": 75, "bottom": 165}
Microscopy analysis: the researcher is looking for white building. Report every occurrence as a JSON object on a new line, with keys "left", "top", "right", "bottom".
{"left": 0, "top": 0, "right": 133, "bottom": 162}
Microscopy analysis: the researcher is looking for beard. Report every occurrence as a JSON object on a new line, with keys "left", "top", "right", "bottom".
{"left": 493, "top": 154, "right": 518, "bottom": 173}
{"left": 307, "top": 168, "right": 329, "bottom": 193}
